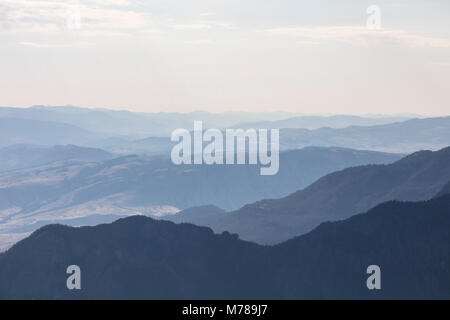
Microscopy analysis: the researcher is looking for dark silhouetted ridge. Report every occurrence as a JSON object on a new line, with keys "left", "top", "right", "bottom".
{"left": 1, "top": 195, "right": 450, "bottom": 299}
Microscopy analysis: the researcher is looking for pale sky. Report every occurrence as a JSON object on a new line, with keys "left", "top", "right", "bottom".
{"left": 1, "top": 0, "right": 449, "bottom": 115}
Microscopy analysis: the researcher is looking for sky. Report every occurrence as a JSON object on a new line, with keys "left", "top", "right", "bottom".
{"left": 0, "top": 0, "right": 449, "bottom": 115}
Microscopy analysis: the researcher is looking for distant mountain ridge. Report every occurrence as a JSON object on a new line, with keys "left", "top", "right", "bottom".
{"left": 279, "top": 117, "right": 450, "bottom": 153}
{"left": 0, "top": 106, "right": 448, "bottom": 154}
{"left": 178, "top": 146, "right": 450, "bottom": 244}
{"left": 1, "top": 194, "right": 449, "bottom": 299}
{"left": 98, "top": 116, "right": 450, "bottom": 155}
{"left": 0, "top": 106, "right": 293, "bottom": 137}
{"left": 0, "top": 118, "right": 103, "bottom": 148}
{"left": 0, "top": 147, "right": 402, "bottom": 250}
{"left": 235, "top": 114, "right": 412, "bottom": 130}
{"left": 0, "top": 144, "right": 114, "bottom": 172}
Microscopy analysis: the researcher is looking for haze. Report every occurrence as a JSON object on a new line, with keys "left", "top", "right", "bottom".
{"left": 1, "top": 0, "right": 449, "bottom": 115}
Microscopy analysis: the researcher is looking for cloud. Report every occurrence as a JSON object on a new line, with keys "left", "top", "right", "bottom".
{"left": 183, "top": 39, "right": 213, "bottom": 45}
{"left": 86, "top": 0, "right": 134, "bottom": 6}
{"left": 200, "top": 12, "right": 216, "bottom": 17}
{"left": 0, "top": 0, "right": 155, "bottom": 36}
{"left": 173, "top": 23, "right": 212, "bottom": 30}
{"left": 173, "top": 21, "right": 234, "bottom": 31}
{"left": 18, "top": 41, "right": 91, "bottom": 48}
{"left": 0, "top": 0, "right": 234, "bottom": 39}
{"left": 265, "top": 26, "right": 450, "bottom": 48}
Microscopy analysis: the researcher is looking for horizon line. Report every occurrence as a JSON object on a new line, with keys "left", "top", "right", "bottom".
{"left": 0, "top": 104, "right": 441, "bottom": 118}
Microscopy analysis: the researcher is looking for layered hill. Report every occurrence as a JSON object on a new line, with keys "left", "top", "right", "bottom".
{"left": 181, "top": 147, "right": 450, "bottom": 244}
{"left": 0, "top": 147, "right": 402, "bottom": 250}
{"left": 0, "top": 144, "right": 114, "bottom": 172}
{"left": 97, "top": 116, "right": 450, "bottom": 155}
{"left": 279, "top": 117, "right": 450, "bottom": 153}
{"left": 0, "top": 118, "right": 104, "bottom": 148}
{"left": 235, "top": 114, "right": 411, "bottom": 130}
{"left": 1, "top": 195, "right": 449, "bottom": 299}
{"left": 0, "top": 106, "right": 291, "bottom": 137}
{"left": 1, "top": 106, "right": 448, "bottom": 154}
